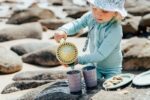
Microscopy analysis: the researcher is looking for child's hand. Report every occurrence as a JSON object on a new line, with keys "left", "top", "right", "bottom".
{"left": 54, "top": 30, "right": 67, "bottom": 43}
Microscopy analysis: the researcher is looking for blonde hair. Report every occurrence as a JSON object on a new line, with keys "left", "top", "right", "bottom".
{"left": 114, "top": 12, "right": 124, "bottom": 21}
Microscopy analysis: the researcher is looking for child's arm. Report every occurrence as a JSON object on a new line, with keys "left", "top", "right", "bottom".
{"left": 58, "top": 12, "right": 91, "bottom": 36}
{"left": 78, "top": 23, "right": 123, "bottom": 64}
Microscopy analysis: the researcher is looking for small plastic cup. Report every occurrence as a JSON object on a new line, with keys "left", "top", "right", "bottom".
{"left": 67, "top": 70, "right": 82, "bottom": 94}
{"left": 83, "top": 66, "right": 97, "bottom": 89}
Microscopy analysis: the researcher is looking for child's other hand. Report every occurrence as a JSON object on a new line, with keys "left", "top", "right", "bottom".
{"left": 54, "top": 30, "right": 67, "bottom": 43}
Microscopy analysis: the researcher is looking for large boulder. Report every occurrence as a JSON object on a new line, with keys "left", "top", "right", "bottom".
{"left": 22, "top": 45, "right": 60, "bottom": 67}
{"left": 0, "top": 46, "right": 22, "bottom": 74}
{"left": 10, "top": 41, "right": 55, "bottom": 56}
{"left": 6, "top": 4, "right": 56, "bottom": 24}
{"left": 122, "top": 37, "right": 150, "bottom": 71}
{"left": 0, "top": 22, "right": 43, "bottom": 42}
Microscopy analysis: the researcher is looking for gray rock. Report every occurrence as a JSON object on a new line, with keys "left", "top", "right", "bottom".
{"left": 0, "top": 22, "right": 43, "bottom": 42}
{"left": 122, "top": 37, "right": 150, "bottom": 71}
{"left": 11, "top": 42, "right": 55, "bottom": 56}
{"left": 39, "top": 18, "right": 73, "bottom": 30}
{"left": 18, "top": 81, "right": 79, "bottom": 100}
{"left": 0, "top": 46, "right": 22, "bottom": 74}
{"left": 122, "top": 15, "right": 142, "bottom": 34}
{"left": 7, "top": 4, "right": 56, "bottom": 24}
{"left": 125, "top": 0, "right": 150, "bottom": 16}
{"left": 13, "top": 70, "right": 67, "bottom": 81}
{"left": 22, "top": 45, "right": 60, "bottom": 67}
{"left": 1, "top": 80, "right": 52, "bottom": 94}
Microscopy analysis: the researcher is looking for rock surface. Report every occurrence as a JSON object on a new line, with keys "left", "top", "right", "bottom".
{"left": 0, "top": 46, "right": 22, "bottom": 74}
{"left": 13, "top": 70, "right": 67, "bottom": 81}
{"left": 7, "top": 4, "right": 56, "bottom": 24}
{"left": 1, "top": 80, "right": 52, "bottom": 94}
{"left": 11, "top": 41, "right": 56, "bottom": 56}
{"left": 22, "top": 45, "right": 60, "bottom": 67}
{"left": 0, "top": 22, "right": 43, "bottom": 42}
{"left": 39, "top": 18, "right": 73, "bottom": 30}
{"left": 63, "top": 6, "right": 89, "bottom": 19}
{"left": 122, "top": 15, "right": 142, "bottom": 35}
{"left": 139, "top": 14, "right": 150, "bottom": 34}
{"left": 122, "top": 37, "right": 150, "bottom": 71}
{"left": 91, "top": 87, "right": 150, "bottom": 100}
{"left": 125, "top": 0, "right": 150, "bottom": 16}
{"left": 18, "top": 81, "right": 79, "bottom": 100}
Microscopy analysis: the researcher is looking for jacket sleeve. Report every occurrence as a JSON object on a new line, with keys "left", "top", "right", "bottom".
{"left": 78, "top": 23, "right": 123, "bottom": 64}
{"left": 58, "top": 12, "right": 91, "bottom": 35}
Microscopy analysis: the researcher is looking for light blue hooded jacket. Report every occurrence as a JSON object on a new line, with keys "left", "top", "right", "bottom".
{"left": 59, "top": 12, "right": 123, "bottom": 73}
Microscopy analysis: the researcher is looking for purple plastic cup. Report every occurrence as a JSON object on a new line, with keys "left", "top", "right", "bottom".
{"left": 67, "top": 70, "right": 82, "bottom": 94}
{"left": 83, "top": 66, "right": 97, "bottom": 88}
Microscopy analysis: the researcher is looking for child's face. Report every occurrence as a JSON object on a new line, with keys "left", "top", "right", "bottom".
{"left": 91, "top": 5, "right": 116, "bottom": 23}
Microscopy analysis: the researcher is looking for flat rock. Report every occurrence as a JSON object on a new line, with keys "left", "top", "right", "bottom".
{"left": 0, "top": 46, "right": 22, "bottom": 74}
{"left": 13, "top": 70, "right": 66, "bottom": 81}
{"left": 140, "top": 13, "right": 150, "bottom": 27}
{"left": 0, "top": 22, "right": 43, "bottom": 42}
{"left": 62, "top": 0, "right": 74, "bottom": 6}
{"left": 125, "top": 0, "right": 150, "bottom": 16}
{"left": 72, "top": 0, "right": 87, "bottom": 6}
{"left": 91, "top": 87, "right": 150, "bottom": 100}
{"left": 47, "top": 0, "right": 63, "bottom": 6}
{"left": 11, "top": 41, "right": 56, "bottom": 56}
{"left": 122, "top": 15, "right": 142, "bottom": 34}
{"left": 18, "top": 81, "right": 79, "bottom": 100}
{"left": 138, "top": 13, "right": 150, "bottom": 34}
{"left": 122, "top": 37, "right": 150, "bottom": 71}
{"left": 1, "top": 80, "right": 52, "bottom": 94}
{"left": 63, "top": 6, "right": 89, "bottom": 19}
{"left": 22, "top": 45, "right": 60, "bottom": 67}
{"left": 39, "top": 18, "right": 74, "bottom": 30}
{"left": 6, "top": 4, "right": 56, "bottom": 24}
